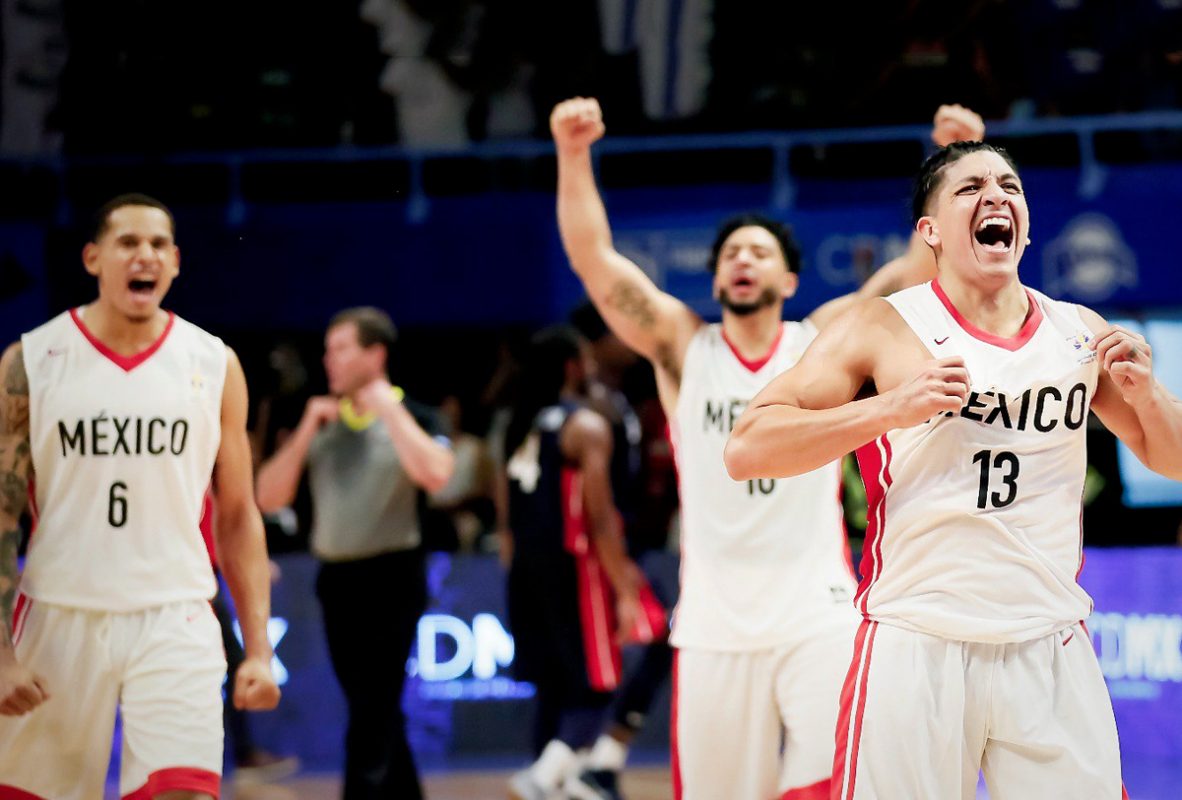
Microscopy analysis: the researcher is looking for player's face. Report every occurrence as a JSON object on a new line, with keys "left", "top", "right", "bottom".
{"left": 921, "top": 151, "right": 1029, "bottom": 282}
{"left": 713, "top": 226, "right": 798, "bottom": 316}
{"left": 323, "top": 322, "right": 383, "bottom": 396}
{"left": 82, "top": 206, "right": 179, "bottom": 322}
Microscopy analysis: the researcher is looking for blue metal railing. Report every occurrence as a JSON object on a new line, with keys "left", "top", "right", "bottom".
{"left": 4, "top": 110, "right": 1182, "bottom": 225}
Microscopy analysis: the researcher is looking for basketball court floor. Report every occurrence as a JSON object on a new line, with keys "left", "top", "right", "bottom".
{"left": 103, "top": 754, "right": 1182, "bottom": 799}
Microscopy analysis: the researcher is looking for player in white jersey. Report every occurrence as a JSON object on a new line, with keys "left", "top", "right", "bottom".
{"left": 726, "top": 142, "right": 1182, "bottom": 799}
{"left": 0, "top": 194, "right": 280, "bottom": 799}
{"left": 551, "top": 98, "right": 955, "bottom": 800}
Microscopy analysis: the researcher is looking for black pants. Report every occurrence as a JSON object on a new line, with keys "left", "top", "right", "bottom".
{"left": 317, "top": 549, "right": 427, "bottom": 800}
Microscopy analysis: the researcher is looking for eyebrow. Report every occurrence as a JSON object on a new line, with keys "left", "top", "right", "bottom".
{"left": 957, "top": 173, "right": 1021, "bottom": 186}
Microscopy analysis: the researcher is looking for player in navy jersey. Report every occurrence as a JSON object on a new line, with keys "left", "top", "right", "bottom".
{"left": 503, "top": 326, "right": 646, "bottom": 800}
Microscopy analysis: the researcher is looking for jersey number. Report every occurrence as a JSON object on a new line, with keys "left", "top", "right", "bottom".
{"left": 109, "top": 481, "right": 128, "bottom": 528}
{"left": 747, "top": 478, "right": 776, "bottom": 496}
{"left": 972, "top": 450, "right": 1019, "bottom": 509}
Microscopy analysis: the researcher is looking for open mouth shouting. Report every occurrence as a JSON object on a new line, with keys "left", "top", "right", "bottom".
{"left": 974, "top": 214, "right": 1014, "bottom": 253}
{"left": 128, "top": 277, "right": 158, "bottom": 300}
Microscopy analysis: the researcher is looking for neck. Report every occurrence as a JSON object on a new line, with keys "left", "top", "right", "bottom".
{"left": 80, "top": 301, "right": 170, "bottom": 356}
{"left": 936, "top": 271, "right": 1030, "bottom": 337}
{"left": 721, "top": 303, "right": 784, "bottom": 360}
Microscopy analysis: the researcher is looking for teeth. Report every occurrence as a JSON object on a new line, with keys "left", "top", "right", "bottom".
{"left": 976, "top": 217, "right": 1012, "bottom": 231}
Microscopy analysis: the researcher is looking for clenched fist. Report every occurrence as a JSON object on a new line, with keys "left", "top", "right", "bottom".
{"left": 882, "top": 356, "right": 972, "bottom": 428}
{"left": 0, "top": 657, "right": 49, "bottom": 716}
{"left": 932, "top": 104, "right": 986, "bottom": 147}
{"left": 233, "top": 656, "right": 281, "bottom": 711}
{"left": 551, "top": 97, "right": 606, "bottom": 155}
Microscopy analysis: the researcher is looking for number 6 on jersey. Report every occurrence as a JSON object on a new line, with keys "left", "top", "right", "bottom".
{"left": 109, "top": 480, "right": 128, "bottom": 527}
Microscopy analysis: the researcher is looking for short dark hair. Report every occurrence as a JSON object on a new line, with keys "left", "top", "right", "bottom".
{"left": 911, "top": 141, "right": 1020, "bottom": 223}
{"left": 91, "top": 193, "right": 176, "bottom": 242}
{"left": 328, "top": 307, "right": 398, "bottom": 355}
{"left": 504, "top": 325, "right": 584, "bottom": 462}
{"left": 709, "top": 213, "right": 801, "bottom": 275}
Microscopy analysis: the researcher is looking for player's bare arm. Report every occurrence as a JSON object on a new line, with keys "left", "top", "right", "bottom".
{"left": 356, "top": 377, "right": 455, "bottom": 493}
{"left": 214, "top": 348, "right": 280, "bottom": 711}
{"left": 552, "top": 97, "right": 701, "bottom": 385}
{"left": 561, "top": 408, "right": 642, "bottom": 639}
{"left": 255, "top": 395, "right": 338, "bottom": 512}
{"left": 1080, "top": 308, "right": 1182, "bottom": 480}
{"left": 0, "top": 343, "right": 48, "bottom": 716}
{"left": 804, "top": 105, "right": 983, "bottom": 332}
{"left": 805, "top": 237, "right": 939, "bottom": 332}
{"left": 725, "top": 300, "right": 970, "bottom": 480}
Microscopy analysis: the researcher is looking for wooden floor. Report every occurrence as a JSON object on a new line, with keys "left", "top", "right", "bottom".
{"left": 226, "top": 767, "right": 673, "bottom": 799}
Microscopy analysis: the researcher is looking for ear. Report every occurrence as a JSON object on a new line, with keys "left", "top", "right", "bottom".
{"left": 170, "top": 245, "right": 181, "bottom": 278}
{"left": 917, "top": 216, "right": 940, "bottom": 248}
{"left": 82, "top": 242, "right": 100, "bottom": 277}
{"left": 780, "top": 270, "right": 800, "bottom": 300}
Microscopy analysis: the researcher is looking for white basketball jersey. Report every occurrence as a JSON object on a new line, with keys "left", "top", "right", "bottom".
{"left": 21, "top": 309, "right": 225, "bottom": 611}
{"left": 859, "top": 280, "right": 1099, "bottom": 643}
{"left": 671, "top": 322, "right": 856, "bottom": 651}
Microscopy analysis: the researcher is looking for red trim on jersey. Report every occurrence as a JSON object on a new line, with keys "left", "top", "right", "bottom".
{"left": 835, "top": 460, "right": 857, "bottom": 583}
{"left": 11, "top": 593, "right": 31, "bottom": 646}
{"left": 670, "top": 651, "right": 683, "bottom": 800}
{"left": 122, "top": 767, "right": 220, "bottom": 800}
{"left": 199, "top": 486, "right": 217, "bottom": 569}
{"left": 0, "top": 786, "right": 49, "bottom": 799}
{"left": 780, "top": 778, "right": 828, "bottom": 799}
{"left": 833, "top": 619, "right": 878, "bottom": 800}
{"left": 1122, "top": 783, "right": 1130, "bottom": 800}
{"left": 931, "top": 279, "right": 1043, "bottom": 351}
{"left": 563, "top": 467, "right": 622, "bottom": 692}
{"left": 721, "top": 321, "right": 785, "bottom": 373}
{"left": 69, "top": 307, "right": 176, "bottom": 373}
{"left": 854, "top": 435, "right": 892, "bottom": 614}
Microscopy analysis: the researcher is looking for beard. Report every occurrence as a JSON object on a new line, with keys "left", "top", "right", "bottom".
{"left": 718, "top": 286, "right": 779, "bottom": 316}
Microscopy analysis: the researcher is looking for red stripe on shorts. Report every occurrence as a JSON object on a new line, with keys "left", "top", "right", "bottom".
{"left": 833, "top": 619, "right": 878, "bottom": 800}
{"left": 122, "top": 767, "right": 220, "bottom": 800}
{"left": 0, "top": 786, "right": 49, "bottom": 799}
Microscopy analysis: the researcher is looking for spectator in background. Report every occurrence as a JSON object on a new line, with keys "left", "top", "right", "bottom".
{"left": 427, "top": 394, "right": 496, "bottom": 552}
{"left": 256, "top": 307, "right": 454, "bottom": 800}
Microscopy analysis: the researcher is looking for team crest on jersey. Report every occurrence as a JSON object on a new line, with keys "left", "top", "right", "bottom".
{"left": 190, "top": 371, "right": 207, "bottom": 394}
{"left": 1065, "top": 332, "right": 1097, "bottom": 365}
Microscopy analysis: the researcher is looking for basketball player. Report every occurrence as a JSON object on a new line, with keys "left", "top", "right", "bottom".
{"left": 503, "top": 326, "right": 644, "bottom": 800}
{"left": 725, "top": 141, "right": 1182, "bottom": 798}
{"left": 0, "top": 194, "right": 280, "bottom": 800}
{"left": 550, "top": 97, "right": 956, "bottom": 800}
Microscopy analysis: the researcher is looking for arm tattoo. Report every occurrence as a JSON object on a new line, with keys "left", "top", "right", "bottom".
{"left": 606, "top": 281, "right": 656, "bottom": 330}
{"left": 0, "top": 345, "right": 30, "bottom": 646}
{"left": 0, "top": 527, "right": 17, "bottom": 645}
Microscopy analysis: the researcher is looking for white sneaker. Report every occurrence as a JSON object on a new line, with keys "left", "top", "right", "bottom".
{"left": 509, "top": 769, "right": 561, "bottom": 800}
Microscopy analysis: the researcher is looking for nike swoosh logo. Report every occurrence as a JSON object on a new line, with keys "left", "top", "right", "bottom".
{"left": 934, "top": 337, "right": 949, "bottom": 345}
